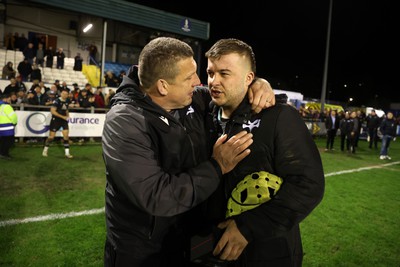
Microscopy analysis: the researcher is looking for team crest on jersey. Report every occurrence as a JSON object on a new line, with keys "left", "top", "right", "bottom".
{"left": 242, "top": 119, "right": 261, "bottom": 132}
{"left": 186, "top": 105, "right": 194, "bottom": 116}
{"left": 62, "top": 104, "right": 67, "bottom": 110}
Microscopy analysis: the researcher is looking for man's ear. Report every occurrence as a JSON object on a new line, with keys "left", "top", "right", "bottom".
{"left": 246, "top": 72, "right": 255, "bottom": 87}
{"left": 156, "top": 79, "right": 169, "bottom": 96}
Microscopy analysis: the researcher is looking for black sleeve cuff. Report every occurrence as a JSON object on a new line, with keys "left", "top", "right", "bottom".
{"left": 209, "top": 157, "right": 223, "bottom": 178}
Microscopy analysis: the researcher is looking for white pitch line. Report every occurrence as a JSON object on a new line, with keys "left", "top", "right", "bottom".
{"left": 325, "top": 161, "right": 400, "bottom": 177}
{"left": 0, "top": 207, "right": 104, "bottom": 227}
{"left": 1, "top": 161, "right": 399, "bottom": 228}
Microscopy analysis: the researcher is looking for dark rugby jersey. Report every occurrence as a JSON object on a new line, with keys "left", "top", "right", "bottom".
{"left": 52, "top": 97, "right": 70, "bottom": 116}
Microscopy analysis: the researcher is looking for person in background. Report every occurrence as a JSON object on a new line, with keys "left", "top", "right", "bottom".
{"left": 366, "top": 109, "right": 381, "bottom": 149}
{"left": 36, "top": 43, "right": 45, "bottom": 67}
{"left": 339, "top": 111, "right": 351, "bottom": 152}
{"left": 102, "top": 37, "right": 276, "bottom": 267}
{"left": 3, "top": 78, "right": 19, "bottom": 95}
{"left": 104, "top": 88, "right": 115, "bottom": 108}
{"left": 348, "top": 111, "right": 359, "bottom": 154}
{"left": 17, "top": 58, "right": 32, "bottom": 82}
{"left": 43, "top": 85, "right": 58, "bottom": 107}
{"left": 0, "top": 93, "right": 18, "bottom": 159}
{"left": 325, "top": 109, "right": 340, "bottom": 151}
{"left": 104, "top": 70, "right": 118, "bottom": 87}
{"left": 2, "top": 61, "right": 16, "bottom": 80}
{"left": 73, "top": 52, "right": 83, "bottom": 71}
{"left": 203, "top": 38, "right": 325, "bottom": 266}
{"left": 56, "top": 47, "right": 65, "bottom": 69}
{"left": 92, "top": 86, "right": 105, "bottom": 108}
{"left": 30, "top": 63, "right": 42, "bottom": 82}
{"left": 42, "top": 88, "right": 73, "bottom": 159}
{"left": 379, "top": 111, "right": 397, "bottom": 160}
{"left": 117, "top": 70, "right": 126, "bottom": 86}
{"left": 45, "top": 46, "right": 55, "bottom": 68}
{"left": 354, "top": 110, "right": 365, "bottom": 148}
{"left": 22, "top": 42, "right": 35, "bottom": 65}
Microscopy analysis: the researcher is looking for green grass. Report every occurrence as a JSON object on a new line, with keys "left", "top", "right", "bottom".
{"left": 0, "top": 138, "right": 399, "bottom": 266}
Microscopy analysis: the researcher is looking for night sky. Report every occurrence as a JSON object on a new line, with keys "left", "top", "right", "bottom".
{"left": 128, "top": 0, "right": 397, "bottom": 109}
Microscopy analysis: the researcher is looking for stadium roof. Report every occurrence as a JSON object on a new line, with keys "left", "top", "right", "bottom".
{"left": 29, "top": 0, "right": 210, "bottom": 40}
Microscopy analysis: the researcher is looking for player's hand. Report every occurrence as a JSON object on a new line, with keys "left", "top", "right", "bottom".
{"left": 248, "top": 78, "right": 275, "bottom": 113}
{"left": 212, "top": 131, "right": 253, "bottom": 174}
{"left": 213, "top": 219, "right": 248, "bottom": 261}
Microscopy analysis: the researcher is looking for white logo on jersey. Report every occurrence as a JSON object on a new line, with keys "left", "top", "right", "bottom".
{"left": 186, "top": 106, "right": 194, "bottom": 116}
{"left": 242, "top": 119, "right": 261, "bottom": 132}
{"left": 159, "top": 116, "right": 169, "bottom": 125}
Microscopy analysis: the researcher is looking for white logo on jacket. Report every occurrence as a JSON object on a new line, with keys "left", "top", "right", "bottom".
{"left": 159, "top": 116, "right": 169, "bottom": 125}
{"left": 242, "top": 119, "right": 261, "bottom": 132}
{"left": 186, "top": 106, "right": 194, "bottom": 116}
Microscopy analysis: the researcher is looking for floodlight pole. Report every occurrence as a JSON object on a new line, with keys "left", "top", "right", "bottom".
{"left": 320, "top": 0, "right": 333, "bottom": 113}
{"left": 100, "top": 19, "right": 107, "bottom": 86}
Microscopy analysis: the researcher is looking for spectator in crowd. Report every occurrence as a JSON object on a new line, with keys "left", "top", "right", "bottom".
{"left": 29, "top": 79, "right": 40, "bottom": 92}
{"left": 43, "top": 86, "right": 58, "bottom": 106}
{"left": 54, "top": 79, "right": 63, "bottom": 93}
{"left": 56, "top": 47, "right": 65, "bottom": 69}
{"left": 348, "top": 111, "right": 359, "bottom": 153}
{"left": 60, "top": 81, "right": 71, "bottom": 92}
{"left": 4, "top": 32, "right": 15, "bottom": 50}
{"left": 88, "top": 43, "right": 98, "bottom": 65}
{"left": 4, "top": 78, "right": 20, "bottom": 95}
{"left": 30, "top": 63, "right": 42, "bottom": 82}
{"left": 26, "top": 90, "right": 38, "bottom": 106}
{"left": 117, "top": 70, "right": 126, "bottom": 85}
{"left": 71, "top": 83, "right": 80, "bottom": 99}
{"left": 0, "top": 93, "right": 18, "bottom": 160}
{"left": 202, "top": 38, "right": 324, "bottom": 266}
{"left": 73, "top": 52, "right": 83, "bottom": 71}
{"left": 45, "top": 46, "right": 55, "bottom": 68}
{"left": 92, "top": 86, "right": 105, "bottom": 108}
{"left": 104, "top": 88, "right": 115, "bottom": 108}
{"left": 22, "top": 42, "right": 35, "bottom": 65}
{"left": 104, "top": 71, "right": 118, "bottom": 87}
{"left": 379, "top": 111, "right": 397, "bottom": 160}
{"left": 36, "top": 43, "right": 45, "bottom": 67}
{"left": 339, "top": 111, "right": 351, "bottom": 152}
{"left": 101, "top": 37, "right": 275, "bottom": 267}
{"left": 77, "top": 88, "right": 94, "bottom": 109}
{"left": 68, "top": 90, "right": 79, "bottom": 108}
{"left": 15, "top": 33, "right": 28, "bottom": 52}
{"left": 31, "top": 85, "right": 46, "bottom": 106}
{"left": 17, "top": 58, "right": 32, "bottom": 82}
{"left": 325, "top": 109, "right": 340, "bottom": 151}
{"left": 354, "top": 110, "right": 365, "bottom": 148}
{"left": 366, "top": 109, "right": 381, "bottom": 149}
{"left": 15, "top": 75, "right": 27, "bottom": 92}
{"left": 39, "top": 81, "right": 50, "bottom": 94}
{"left": 2, "top": 61, "right": 17, "bottom": 80}
{"left": 42, "top": 88, "right": 73, "bottom": 159}
{"left": 9, "top": 92, "right": 18, "bottom": 105}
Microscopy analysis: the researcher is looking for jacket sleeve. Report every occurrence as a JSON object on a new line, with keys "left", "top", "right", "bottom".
{"left": 102, "top": 104, "right": 221, "bottom": 217}
{"left": 234, "top": 105, "right": 325, "bottom": 242}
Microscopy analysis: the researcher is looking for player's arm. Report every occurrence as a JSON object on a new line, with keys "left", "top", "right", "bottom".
{"left": 50, "top": 106, "right": 68, "bottom": 121}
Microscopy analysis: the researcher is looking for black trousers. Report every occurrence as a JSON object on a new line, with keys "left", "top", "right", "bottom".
{"left": 326, "top": 129, "right": 337, "bottom": 149}
{"left": 368, "top": 128, "right": 378, "bottom": 148}
{"left": 0, "top": 135, "right": 14, "bottom": 156}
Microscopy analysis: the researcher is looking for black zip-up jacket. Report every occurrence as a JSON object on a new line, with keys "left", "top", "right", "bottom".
{"left": 206, "top": 99, "right": 325, "bottom": 267}
{"left": 102, "top": 72, "right": 222, "bottom": 263}
{"left": 380, "top": 118, "right": 397, "bottom": 137}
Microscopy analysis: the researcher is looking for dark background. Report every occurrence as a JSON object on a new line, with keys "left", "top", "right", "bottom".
{"left": 128, "top": 0, "right": 397, "bottom": 109}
